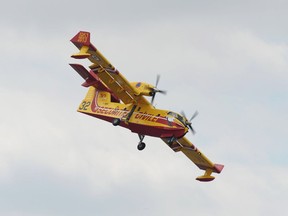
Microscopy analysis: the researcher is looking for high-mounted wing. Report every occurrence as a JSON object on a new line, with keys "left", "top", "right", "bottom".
{"left": 70, "top": 31, "right": 151, "bottom": 107}
{"left": 162, "top": 137, "right": 224, "bottom": 181}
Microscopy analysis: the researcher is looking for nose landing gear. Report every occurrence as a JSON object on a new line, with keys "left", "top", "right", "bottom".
{"left": 137, "top": 142, "right": 146, "bottom": 151}
{"left": 137, "top": 134, "right": 146, "bottom": 151}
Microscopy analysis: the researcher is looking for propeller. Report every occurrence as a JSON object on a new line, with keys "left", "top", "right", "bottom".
{"left": 181, "top": 111, "right": 199, "bottom": 134}
{"left": 150, "top": 75, "right": 167, "bottom": 105}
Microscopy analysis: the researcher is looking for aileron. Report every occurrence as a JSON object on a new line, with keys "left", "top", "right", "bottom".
{"left": 162, "top": 136, "right": 223, "bottom": 181}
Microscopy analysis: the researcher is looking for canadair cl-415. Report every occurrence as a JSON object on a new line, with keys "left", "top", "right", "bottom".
{"left": 69, "top": 31, "right": 224, "bottom": 182}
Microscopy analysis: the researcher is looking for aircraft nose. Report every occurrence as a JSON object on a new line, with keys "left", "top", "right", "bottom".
{"left": 184, "top": 126, "right": 189, "bottom": 133}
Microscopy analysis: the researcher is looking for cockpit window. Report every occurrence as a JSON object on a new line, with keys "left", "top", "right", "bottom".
{"left": 167, "top": 115, "right": 174, "bottom": 123}
{"left": 167, "top": 112, "right": 186, "bottom": 125}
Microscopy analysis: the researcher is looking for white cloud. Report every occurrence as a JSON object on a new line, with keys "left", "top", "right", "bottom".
{"left": 1, "top": 1, "right": 288, "bottom": 215}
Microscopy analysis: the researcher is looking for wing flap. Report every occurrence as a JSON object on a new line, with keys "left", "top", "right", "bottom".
{"left": 92, "top": 66, "right": 137, "bottom": 104}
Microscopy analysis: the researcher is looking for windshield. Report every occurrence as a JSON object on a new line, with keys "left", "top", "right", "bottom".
{"left": 167, "top": 112, "right": 186, "bottom": 125}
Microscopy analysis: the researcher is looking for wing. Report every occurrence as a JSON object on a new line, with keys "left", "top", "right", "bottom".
{"left": 70, "top": 31, "right": 151, "bottom": 107}
{"left": 162, "top": 137, "right": 224, "bottom": 182}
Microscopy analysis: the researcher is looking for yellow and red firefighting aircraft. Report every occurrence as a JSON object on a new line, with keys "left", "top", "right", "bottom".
{"left": 69, "top": 31, "right": 224, "bottom": 182}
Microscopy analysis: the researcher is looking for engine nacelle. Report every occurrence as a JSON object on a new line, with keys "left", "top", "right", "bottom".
{"left": 130, "top": 82, "right": 155, "bottom": 96}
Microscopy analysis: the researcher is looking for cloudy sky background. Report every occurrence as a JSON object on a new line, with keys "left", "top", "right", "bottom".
{"left": 1, "top": 0, "right": 288, "bottom": 215}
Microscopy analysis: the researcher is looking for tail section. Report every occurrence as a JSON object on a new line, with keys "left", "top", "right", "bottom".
{"left": 69, "top": 63, "right": 105, "bottom": 89}
{"left": 69, "top": 63, "right": 120, "bottom": 103}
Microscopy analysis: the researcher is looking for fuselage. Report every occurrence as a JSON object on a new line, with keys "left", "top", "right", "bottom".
{"left": 78, "top": 87, "right": 189, "bottom": 139}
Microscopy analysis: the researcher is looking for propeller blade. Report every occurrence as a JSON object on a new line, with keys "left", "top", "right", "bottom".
{"left": 157, "top": 89, "right": 167, "bottom": 95}
{"left": 181, "top": 111, "right": 187, "bottom": 119}
{"left": 151, "top": 92, "right": 156, "bottom": 105}
{"left": 189, "top": 125, "right": 196, "bottom": 134}
{"left": 150, "top": 75, "right": 166, "bottom": 105}
{"left": 181, "top": 111, "right": 198, "bottom": 135}
{"left": 189, "top": 111, "right": 199, "bottom": 122}
{"left": 155, "top": 74, "right": 160, "bottom": 87}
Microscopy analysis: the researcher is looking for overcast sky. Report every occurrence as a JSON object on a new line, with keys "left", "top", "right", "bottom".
{"left": 1, "top": 0, "right": 288, "bottom": 215}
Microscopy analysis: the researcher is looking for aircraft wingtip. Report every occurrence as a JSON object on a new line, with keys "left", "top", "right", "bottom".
{"left": 70, "top": 31, "right": 91, "bottom": 47}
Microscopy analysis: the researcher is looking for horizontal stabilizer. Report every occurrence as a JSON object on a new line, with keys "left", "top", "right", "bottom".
{"left": 69, "top": 63, "right": 102, "bottom": 88}
{"left": 69, "top": 63, "right": 93, "bottom": 80}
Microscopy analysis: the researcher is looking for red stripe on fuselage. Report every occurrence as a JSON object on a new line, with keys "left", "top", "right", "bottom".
{"left": 82, "top": 112, "right": 185, "bottom": 138}
{"left": 87, "top": 91, "right": 186, "bottom": 138}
